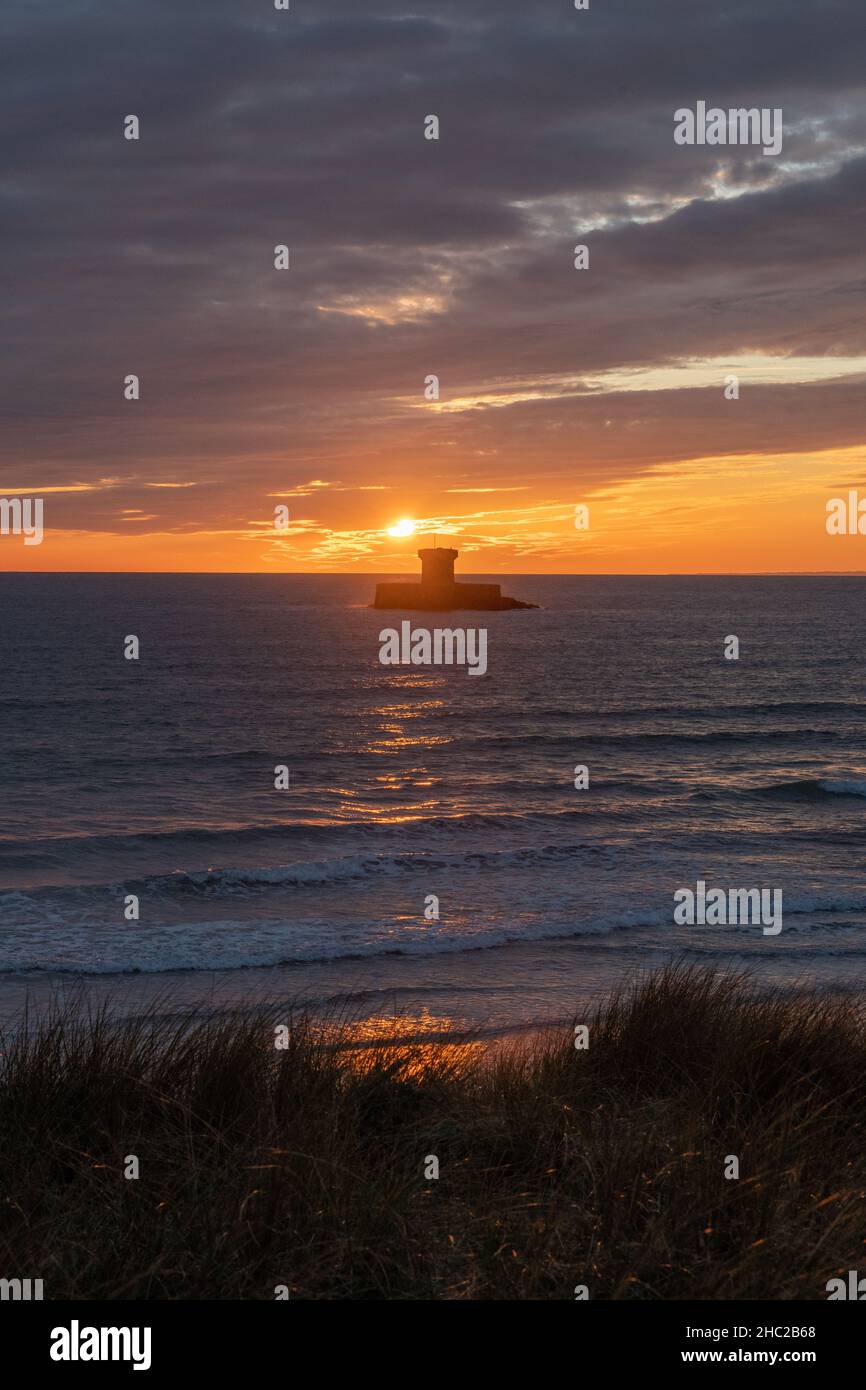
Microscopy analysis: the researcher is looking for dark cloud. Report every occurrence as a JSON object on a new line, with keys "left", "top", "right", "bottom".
{"left": 1, "top": 0, "right": 865, "bottom": 535}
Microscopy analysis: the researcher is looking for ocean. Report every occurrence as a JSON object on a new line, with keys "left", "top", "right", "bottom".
{"left": 1, "top": 573, "right": 865, "bottom": 1034}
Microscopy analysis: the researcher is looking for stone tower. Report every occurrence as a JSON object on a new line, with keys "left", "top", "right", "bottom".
{"left": 373, "top": 543, "right": 536, "bottom": 610}
{"left": 418, "top": 547, "right": 458, "bottom": 587}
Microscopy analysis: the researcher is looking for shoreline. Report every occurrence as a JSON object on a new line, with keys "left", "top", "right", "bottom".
{"left": 2, "top": 936, "right": 864, "bottom": 1040}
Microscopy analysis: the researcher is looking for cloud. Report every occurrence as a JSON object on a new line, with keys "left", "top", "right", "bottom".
{"left": 1, "top": 0, "right": 865, "bottom": 569}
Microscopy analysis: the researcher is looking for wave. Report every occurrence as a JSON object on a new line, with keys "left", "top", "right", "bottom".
{"left": 3, "top": 770, "right": 860, "bottom": 867}
{"left": 819, "top": 779, "right": 866, "bottom": 798}
{"left": 756, "top": 778, "right": 866, "bottom": 801}
{"left": 524, "top": 700, "right": 866, "bottom": 722}
{"left": 0, "top": 812, "right": 524, "bottom": 854}
{"left": 3, "top": 891, "right": 866, "bottom": 976}
{"left": 464, "top": 729, "right": 842, "bottom": 751}
{"left": 0, "top": 805, "right": 642, "bottom": 860}
{"left": 178, "top": 840, "right": 618, "bottom": 892}
{"left": 0, "top": 908, "right": 656, "bottom": 977}
{"left": 0, "top": 841, "right": 616, "bottom": 916}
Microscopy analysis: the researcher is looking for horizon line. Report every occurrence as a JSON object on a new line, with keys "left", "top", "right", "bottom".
{"left": 1, "top": 570, "right": 865, "bottom": 579}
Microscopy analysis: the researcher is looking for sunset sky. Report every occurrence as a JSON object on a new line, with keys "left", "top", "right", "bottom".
{"left": 3, "top": 0, "right": 866, "bottom": 573}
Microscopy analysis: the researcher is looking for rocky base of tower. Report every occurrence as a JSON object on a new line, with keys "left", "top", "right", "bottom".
{"left": 372, "top": 580, "right": 537, "bottom": 611}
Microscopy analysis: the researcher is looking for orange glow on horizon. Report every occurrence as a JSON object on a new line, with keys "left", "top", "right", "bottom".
{"left": 3, "top": 444, "right": 865, "bottom": 574}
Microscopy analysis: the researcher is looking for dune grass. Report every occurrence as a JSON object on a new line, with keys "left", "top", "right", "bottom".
{"left": 0, "top": 962, "right": 863, "bottom": 1300}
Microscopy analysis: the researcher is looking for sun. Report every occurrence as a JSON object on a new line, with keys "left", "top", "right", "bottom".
{"left": 387, "top": 518, "right": 416, "bottom": 537}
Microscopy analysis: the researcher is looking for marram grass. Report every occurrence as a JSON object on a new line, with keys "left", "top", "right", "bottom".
{"left": 1, "top": 963, "right": 864, "bottom": 1300}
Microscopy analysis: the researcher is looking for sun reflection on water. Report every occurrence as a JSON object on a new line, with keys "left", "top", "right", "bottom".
{"left": 317, "top": 1010, "right": 487, "bottom": 1076}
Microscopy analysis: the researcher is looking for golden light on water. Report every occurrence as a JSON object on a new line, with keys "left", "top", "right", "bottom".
{"left": 316, "top": 1012, "right": 488, "bottom": 1076}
